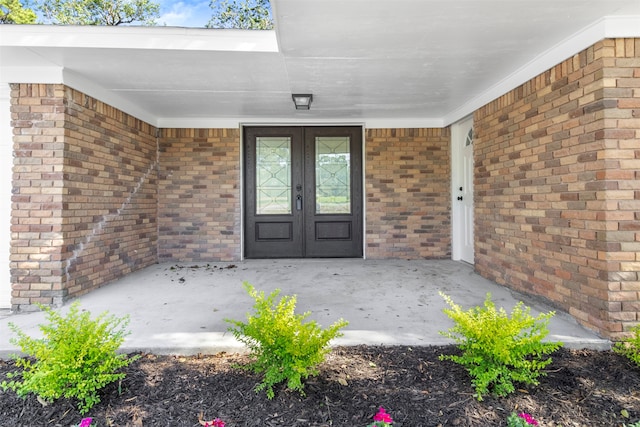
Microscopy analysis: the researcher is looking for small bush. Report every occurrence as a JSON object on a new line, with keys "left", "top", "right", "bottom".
{"left": 614, "top": 324, "right": 640, "bottom": 368}
{"left": 1, "top": 302, "right": 138, "bottom": 414}
{"left": 227, "top": 282, "right": 348, "bottom": 399}
{"left": 438, "top": 292, "right": 562, "bottom": 400}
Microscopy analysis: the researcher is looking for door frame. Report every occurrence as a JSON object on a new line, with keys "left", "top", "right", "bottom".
{"left": 240, "top": 124, "right": 366, "bottom": 259}
{"left": 451, "top": 116, "right": 475, "bottom": 263}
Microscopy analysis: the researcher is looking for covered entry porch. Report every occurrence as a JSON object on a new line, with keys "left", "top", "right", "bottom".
{"left": 2, "top": 2, "right": 640, "bottom": 341}
{"left": 0, "top": 259, "right": 607, "bottom": 357}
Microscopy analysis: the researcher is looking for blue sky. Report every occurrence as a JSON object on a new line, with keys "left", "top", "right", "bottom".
{"left": 157, "top": 0, "right": 213, "bottom": 27}
{"left": 28, "top": 0, "right": 267, "bottom": 28}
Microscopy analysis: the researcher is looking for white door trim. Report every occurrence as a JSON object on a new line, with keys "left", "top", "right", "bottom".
{"left": 451, "top": 116, "right": 474, "bottom": 263}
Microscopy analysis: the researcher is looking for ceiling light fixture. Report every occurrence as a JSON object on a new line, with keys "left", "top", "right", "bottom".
{"left": 292, "top": 94, "right": 313, "bottom": 110}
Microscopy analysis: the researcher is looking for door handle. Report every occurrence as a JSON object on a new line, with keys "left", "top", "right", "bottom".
{"left": 457, "top": 196, "right": 463, "bottom": 201}
{"left": 296, "top": 195, "right": 302, "bottom": 210}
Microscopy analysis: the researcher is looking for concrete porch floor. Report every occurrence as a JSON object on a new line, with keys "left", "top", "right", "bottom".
{"left": 0, "top": 259, "right": 609, "bottom": 357}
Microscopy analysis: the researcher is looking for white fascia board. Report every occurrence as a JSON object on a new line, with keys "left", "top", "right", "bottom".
{"left": 63, "top": 69, "right": 158, "bottom": 126}
{"left": 0, "top": 66, "right": 157, "bottom": 126}
{"left": 442, "top": 15, "right": 640, "bottom": 127}
{"left": 0, "top": 66, "right": 63, "bottom": 84}
{"left": 0, "top": 25, "right": 279, "bottom": 53}
{"left": 603, "top": 15, "right": 640, "bottom": 37}
{"left": 157, "top": 117, "right": 445, "bottom": 129}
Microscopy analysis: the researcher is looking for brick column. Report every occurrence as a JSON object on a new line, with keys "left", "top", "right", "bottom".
{"left": 601, "top": 38, "right": 640, "bottom": 337}
{"left": 10, "top": 84, "right": 158, "bottom": 311}
{"left": 11, "top": 84, "right": 66, "bottom": 310}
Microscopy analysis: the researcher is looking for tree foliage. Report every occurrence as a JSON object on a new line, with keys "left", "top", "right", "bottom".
{"left": 34, "top": 0, "right": 160, "bottom": 25}
{"left": 207, "top": 0, "right": 273, "bottom": 30}
{"left": 0, "top": 0, "right": 37, "bottom": 23}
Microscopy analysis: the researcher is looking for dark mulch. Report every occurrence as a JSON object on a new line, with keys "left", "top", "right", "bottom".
{"left": 1, "top": 346, "right": 640, "bottom": 427}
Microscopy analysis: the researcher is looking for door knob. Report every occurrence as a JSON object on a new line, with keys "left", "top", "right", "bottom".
{"left": 457, "top": 196, "right": 463, "bottom": 201}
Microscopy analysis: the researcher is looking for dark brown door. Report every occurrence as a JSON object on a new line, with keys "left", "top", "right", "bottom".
{"left": 244, "top": 126, "right": 363, "bottom": 258}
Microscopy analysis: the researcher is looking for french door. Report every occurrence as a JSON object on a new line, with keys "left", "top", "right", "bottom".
{"left": 244, "top": 126, "right": 363, "bottom": 258}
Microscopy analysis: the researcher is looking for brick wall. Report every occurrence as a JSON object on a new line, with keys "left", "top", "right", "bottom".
{"left": 365, "top": 128, "right": 451, "bottom": 259}
{"left": 157, "top": 128, "right": 241, "bottom": 262}
{"left": 157, "top": 127, "right": 450, "bottom": 262}
{"left": 11, "top": 84, "right": 158, "bottom": 310}
{"left": 474, "top": 39, "right": 640, "bottom": 338}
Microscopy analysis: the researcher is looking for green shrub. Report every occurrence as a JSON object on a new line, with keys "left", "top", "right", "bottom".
{"left": 227, "top": 281, "right": 348, "bottom": 399}
{"left": 614, "top": 324, "right": 640, "bottom": 368}
{"left": 438, "top": 292, "right": 562, "bottom": 400}
{"left": 1, "top": 302, "right": 138, "bottom": 414}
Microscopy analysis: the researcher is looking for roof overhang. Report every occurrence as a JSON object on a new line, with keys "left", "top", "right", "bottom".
{"left": 2, "top": 0, "right": 640, "bottom": 128}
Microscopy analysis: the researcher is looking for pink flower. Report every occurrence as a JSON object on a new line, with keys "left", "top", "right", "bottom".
{"left": 205, "top": 419, "right": 225, "bottom": 427}
{"left": 518, "top": 413, "right": 539, "bottom": 426}
{"left": 78, "top": 418, "right": 93, "bottom": 427}
{"left": 373, "top": 407, "right": 393, "bottom": 424}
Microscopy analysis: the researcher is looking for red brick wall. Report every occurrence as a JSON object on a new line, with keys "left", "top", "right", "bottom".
{"left": 474, "top": 39, "right": 640, "bottom": 338}
{"left": 365, "top": 128, "right": 451, "bottom": 259}
{"left": 157, "top": 128, "right": 241, "bottom": 262}
{"left": 11, "top": 84, "right": 158, "bottom": 310}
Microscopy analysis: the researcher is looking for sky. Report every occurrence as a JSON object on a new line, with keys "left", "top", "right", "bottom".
{"left": 156, "top": 0, "right": 213, "bottom": 28}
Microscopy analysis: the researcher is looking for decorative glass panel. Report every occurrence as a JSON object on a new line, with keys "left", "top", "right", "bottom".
{"left": 315, "top": 137, "right": 351, "bottom": 214}
{"left": 256, "top": 137, "right": 291, "bottom": 215}
{"left": 465, "top": 128, "right": 473, "bottom": 146}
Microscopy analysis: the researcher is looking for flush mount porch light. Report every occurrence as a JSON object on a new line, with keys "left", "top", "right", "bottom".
{"left": 292, "top": 94, "right": 313, "bottom": 110}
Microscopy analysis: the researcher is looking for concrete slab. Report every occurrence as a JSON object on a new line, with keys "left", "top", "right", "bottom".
{"left": 0, "top": 259, "right": 609, "bottom": 358}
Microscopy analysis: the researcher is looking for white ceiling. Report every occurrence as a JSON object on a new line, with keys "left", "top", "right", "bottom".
{"left": 1, "top": 0, "right": 640, "bottom": 128}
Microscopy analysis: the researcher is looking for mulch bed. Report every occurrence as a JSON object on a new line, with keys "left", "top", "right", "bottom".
{"left": 1, "top": 345, "right": 639, "bottom": 426}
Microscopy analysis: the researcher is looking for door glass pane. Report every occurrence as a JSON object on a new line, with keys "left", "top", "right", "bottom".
{"left": 256, "top": 137, "right": 291, "bottom": 215}
{"left": 315, "top": 137, "right": 351, "bottom": 214}
{"left": 465, "top": 128, "right": 473, "bottom": 146}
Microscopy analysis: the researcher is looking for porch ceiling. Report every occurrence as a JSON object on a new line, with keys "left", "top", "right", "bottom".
{"left": 1, "top": 0, "right": 640, "bottom": 128}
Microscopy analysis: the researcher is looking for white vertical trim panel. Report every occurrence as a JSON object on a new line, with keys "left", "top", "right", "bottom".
{"left": 0, "top": 84, "right": 12, "bottom": 309}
